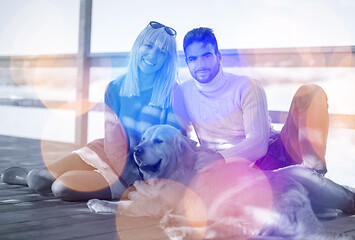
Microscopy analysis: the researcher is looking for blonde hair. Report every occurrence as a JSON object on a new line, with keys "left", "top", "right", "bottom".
{"left": 119, "top": 24, "right": 178, "bottom": 108}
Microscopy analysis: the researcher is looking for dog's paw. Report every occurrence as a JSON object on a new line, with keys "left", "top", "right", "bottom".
{"left": 161, "top": 212, "right": 198, "bottom": 230}
{"left": 161, "top": 214, "right": 196, "bottom": 240}
{"left": 87, "top": 199, "right": 118, "bottom": 214}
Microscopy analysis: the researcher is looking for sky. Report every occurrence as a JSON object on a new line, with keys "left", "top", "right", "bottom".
{"left": 0, "top": 0, "right": 355, "bottom": 55}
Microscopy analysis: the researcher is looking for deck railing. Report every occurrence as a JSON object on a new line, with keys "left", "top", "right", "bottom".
{"left": 1, "top": 47, "right": 355, "bottom": 145}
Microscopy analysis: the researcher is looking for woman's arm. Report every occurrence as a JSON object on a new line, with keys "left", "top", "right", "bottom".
{"left": 171, "top": 83, "right": 194, "bottom": 137}
{"left": 103, "top": 105, "right": 128, "bottom": 175}
{"left": 103, "top": 81, "right": 129, "bottom": 175}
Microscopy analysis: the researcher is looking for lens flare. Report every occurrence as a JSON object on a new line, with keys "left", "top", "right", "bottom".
{"left": 323, "top": 46, "right": 354, "bottom": 67}
{"left": 31, "top": 56, "right": 79, "bottom": 112}
{"left": 114, "top": 161, "right": 273, "bottom": 239}
{"left": 187, "top": 160, "right": 274, "bottom": 238}
{"left": 59, "top": 98, "right": 98, "bottom": 117}
{"left": 282, "top": 84, "right": 329, "bottom": 167}
{"left": 222, "top": 50, "right": 245, "bottom": 68}
{"left": 297, "top": 47, "right": 325, "bottom": 67}
{"left": 116, "top": 179, "right": 197, "bottom": 239}
{"left": 40, "top": 109, "right": 128, "bottom": 192}
{"left": 9, "top": 56, "right": 34, "bottom": 87}
{"left": 182, "top": 184, "right": 208, "bottom": 239}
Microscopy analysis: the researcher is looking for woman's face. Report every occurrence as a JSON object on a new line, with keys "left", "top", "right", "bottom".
{"left": 137, "top": 42, "right": 169, "bottom": 74}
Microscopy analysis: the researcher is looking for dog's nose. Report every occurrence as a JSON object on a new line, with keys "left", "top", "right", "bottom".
{"left": 134, "top": 146, "right": 144, "bottom": 156}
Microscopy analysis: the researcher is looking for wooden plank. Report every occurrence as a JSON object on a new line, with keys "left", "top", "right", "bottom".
{"left": 0, "top": 211, "right": 110, "bottom": 234}
{"left": 0, "top": 218, "right": 116, "bottom": 240}
{"left": 116, "top": 216, "right": 168, "bottom": 240}
{"left": 74, "top": 232, "right": 120, "bottom": 240}
{"left": 0, "top": 188, "right": 38, "bottom": 199}
{"left": 116, "top": 216, "right": 163, "bottom": 231}
{"left": 0, "top": 195, "right": 79, "bottom": 212}
{"left": 1, "top": 214, "right": 167, "bottom": 240}
{"left": 117, "top": 227, "right": 168, "bottom": 240}
{"left": 0, "top": 182, "right": 23, "bottom": 190}
{"left": 0, "top": 201, "right": 89, "bottom": 224}
{"left": 321, "top": 214, "right": 355, "bottom": 233}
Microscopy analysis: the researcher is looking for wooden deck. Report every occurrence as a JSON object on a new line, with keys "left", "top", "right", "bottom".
{"left": 1, "top": 135, "right": 355, "bottom": 240}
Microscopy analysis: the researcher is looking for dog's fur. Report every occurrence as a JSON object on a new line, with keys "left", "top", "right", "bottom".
{"left": 87, "top": 125, "right": 353, "bottom": 240}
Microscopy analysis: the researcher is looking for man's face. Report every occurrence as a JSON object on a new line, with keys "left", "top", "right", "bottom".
{"left": 185, "top": 41, "right": 221, "bottom": 84}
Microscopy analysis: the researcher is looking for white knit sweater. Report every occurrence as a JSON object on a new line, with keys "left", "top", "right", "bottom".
{"left": 174, "top": 67, "right": 271, "bottom": 163}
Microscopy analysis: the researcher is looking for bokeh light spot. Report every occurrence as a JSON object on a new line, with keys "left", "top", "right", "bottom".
{"left": 40, "top": 110, "right": 128, "bottom": 193}
{"left": 188, "top": 160, "right": 274, "bottom": 238}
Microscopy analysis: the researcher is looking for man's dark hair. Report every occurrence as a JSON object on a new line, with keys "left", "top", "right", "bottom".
{"left": 183, "top": 27, "right": 220, "bottom": 55}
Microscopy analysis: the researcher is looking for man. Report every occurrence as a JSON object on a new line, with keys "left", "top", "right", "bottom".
{"left": 172, "top": 27, "right": 355, "bottom": 217}
{"left": 173, "top": 27, "right": 329, "bottom": 174}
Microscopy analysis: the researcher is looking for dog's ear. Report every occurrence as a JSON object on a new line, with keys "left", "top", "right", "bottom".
{"left": 174, "top": 134, "right": 197, "bottom": 172}
{"left": 175, "top": 134, "right": 197, "bottom": 154}
{"left": 180, "top": 129, "right": 188, "bottom": 137}
{"left": 186, "top": 138, "right": 198, "bottom": 150}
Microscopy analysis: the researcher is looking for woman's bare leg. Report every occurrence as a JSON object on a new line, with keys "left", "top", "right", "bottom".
{"left": 26, "top": 152, "right": 131, "bottom": 201}
{"left": 27, "top": 153, "right": 96, "bottom": 193}
{"left": 51, "top": 170, "right": 112, "bottom": 201}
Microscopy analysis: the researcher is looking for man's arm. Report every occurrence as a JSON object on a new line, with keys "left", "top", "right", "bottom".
{"left": 218, "top": 79, "right": 270, "bottom": 163}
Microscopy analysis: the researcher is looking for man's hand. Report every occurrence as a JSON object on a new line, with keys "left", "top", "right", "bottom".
{"left": 194, "top": 151, "right": 225, "bottom": 173}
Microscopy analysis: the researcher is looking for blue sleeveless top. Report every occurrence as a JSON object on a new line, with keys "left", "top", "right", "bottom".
{"left": 104, "top": 77, "right": 182, "bottom": 151}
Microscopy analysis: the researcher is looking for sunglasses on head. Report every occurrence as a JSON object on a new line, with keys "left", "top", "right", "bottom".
{"left": 149, "top": 21, "right": 177, "bottom": 37}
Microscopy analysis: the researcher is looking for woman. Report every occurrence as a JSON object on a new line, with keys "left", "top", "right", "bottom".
{"left": 1, "top": 21, "right": 181, "bottom": 201}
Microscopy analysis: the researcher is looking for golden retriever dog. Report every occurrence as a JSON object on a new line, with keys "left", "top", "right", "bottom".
{"left": 87, "top": 125, "right": 352, "bottom": 240}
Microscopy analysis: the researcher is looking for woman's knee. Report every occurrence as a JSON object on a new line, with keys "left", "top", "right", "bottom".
{"left": 51, "top": 180, "right": 77, "bottom": 201}
{"left": 51, "top": 172, "right": 83, "bottom": 201}
{"left": 51, "top": 171, "right": 113, "bottom": 201}
{"left": 51, "top": 179, "right": 112, "bottom": 201}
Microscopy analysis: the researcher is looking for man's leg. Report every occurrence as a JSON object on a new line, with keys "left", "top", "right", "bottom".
{"left": 274, "top": 165, "right": 355, "bottom": 212}
{"left": 280, "top": 84, "right": 329, "bottom": 174}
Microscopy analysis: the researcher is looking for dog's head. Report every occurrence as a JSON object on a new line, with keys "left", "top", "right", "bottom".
{"left": 133, "top": 125, "right": 196, "bottom": 180}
